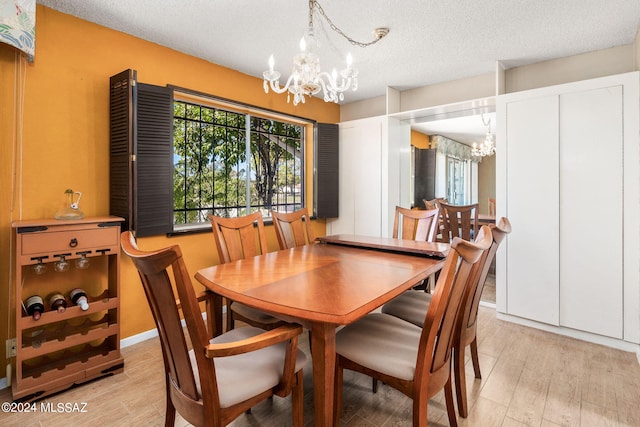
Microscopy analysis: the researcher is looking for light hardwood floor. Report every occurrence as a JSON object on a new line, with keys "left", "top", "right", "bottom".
{"left": 1, "top": 305, "right": 639, "bottom": 426}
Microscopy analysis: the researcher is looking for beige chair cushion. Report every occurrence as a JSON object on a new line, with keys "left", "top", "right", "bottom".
{"left": 381, "top": 290, "right": 432, "bottom": 327}
{"left": 189, "top": 326, "right": 307, "bottom": 408}
{"left": 336, "top": 313, "right": 421, "bottom": 381}
{"left": 230, "top": 302, "right": 284, "bottom": 325}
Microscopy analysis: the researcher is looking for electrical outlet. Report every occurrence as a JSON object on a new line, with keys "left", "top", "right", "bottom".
{"left": 6, "top": 338, "right": 16, "bottom": 358}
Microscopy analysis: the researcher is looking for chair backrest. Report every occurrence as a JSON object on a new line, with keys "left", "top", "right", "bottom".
{"left": 121, "top": 231, "right": 221, "bottom": 424}
{"left": 423, "top": 198, "right": 447, "bottom": 211}
{"left": 209, "top": 212, "right": 268, "bottom": 263}
{"left": 439, "top": 201, "right": 479, "bottom": 242}
{"left": 271, "top": 208, "right": 314, "bottom": 249}
{"left": 415, "top": 226, "right": 492, "bottom": 379}
{"left": 392, "top": 206, "right": 439, "bottom": 242}
{"left": 488, "top": 197, "right": 496, "bottom": 217}
{"left": 461, "top": 217, "right": 512, "bottom": 333}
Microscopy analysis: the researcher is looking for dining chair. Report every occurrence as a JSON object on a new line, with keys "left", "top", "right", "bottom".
{"left": 121, "top": 231, "right": 307, "bottom": 427}
{"left": 334, "top": 226, "right": 493, "bottom": 427}
{"left": 209, "top": 212, "right": 288, "bottom": 332}
{"left": 438, "top": 201, "right": 479, "bottom": 243}
{"left": 423, "top": 198, "right": 447, "bottom": 241}
{"left": 393, "top": 205, "right": 440, "bottom": 242}
{"left": 271, "top": 208, "right": 314, "bottom": 249}
{"left": 488, "top": 197, "right": 496, "bottom": 217}
{"left": 422, "top": 197, "right": 447, "bottom": 211}
{"left": 392, "top": 205, "right": 440, "bottom": 294}
{"left": 382, "top": 217, "right": 512, "bottom": 417}
{"left": 270, "top": 208, "right": 315, "bottom": 349}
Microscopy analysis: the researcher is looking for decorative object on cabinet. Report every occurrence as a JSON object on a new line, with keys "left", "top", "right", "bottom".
{"left": 54, "top": 188, "right": 84, "bottom": 220}
{"left": 10, "top": 216, "right": 124, "bottom": 402}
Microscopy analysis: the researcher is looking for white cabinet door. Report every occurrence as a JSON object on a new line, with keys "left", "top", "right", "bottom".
{"left": 559, "top": 86, "right": 623, "bottom": 338}
{"left": 498, "top": 72, "right": 640, "bottom": 344}
{"left": 352, "top": 124, "right": 382, "bottom": 236}
{"left": 328, "top": 118, "right": 382, "bottom": 236}
{"left": 504, "top": 95, "right": 560, "bottom": 326}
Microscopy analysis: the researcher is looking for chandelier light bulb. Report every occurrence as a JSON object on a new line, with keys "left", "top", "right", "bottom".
{"left": 268, "top": 55, "right": 275, "bottom": 72}
{"left": 299, "top": 37, "right": 306, "bottom": 52}
{"left": 346, "top": 52, "right": 352, "bottom": 67}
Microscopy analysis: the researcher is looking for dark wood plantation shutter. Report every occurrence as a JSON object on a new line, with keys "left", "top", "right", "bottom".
{"left": 110, "top": 70, "right": 173, "bottom": 237}
{"left": 109, "top": 70, "right": 135, "bottom": 229}
{"left": 314, "top": 123, "right": 339, "bottom": 218}
{"left": 135, "top": 83, "right": 173, "bottom": 237}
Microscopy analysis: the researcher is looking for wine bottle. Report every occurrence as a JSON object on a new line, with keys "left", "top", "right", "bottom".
{"left": 25, "top": 295, "right": 44, "bottom": 320}
{"left": 69, "top": 288, "right": 89, "bottom": 311}
{"left": 48, "top": 292, "right": 67, "bottom": 313}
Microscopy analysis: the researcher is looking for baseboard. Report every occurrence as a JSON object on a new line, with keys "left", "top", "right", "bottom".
{"left": 496, "top": 311, "right": 640, "bottom": 362}
{"left": 0, "top": 308, "right": 219, "bottom": 391}
{"left": 479, "top": 300, "right": 496, "bottom": 309}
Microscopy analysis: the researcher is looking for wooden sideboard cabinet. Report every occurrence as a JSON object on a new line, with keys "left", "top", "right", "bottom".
{"left": 11, "top": 216, "right": 124, "bottom": 401}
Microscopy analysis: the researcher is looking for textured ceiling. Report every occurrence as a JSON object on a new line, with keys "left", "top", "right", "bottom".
{"left": 36, "top": 0, "right": 640, "bottom": 144}
{"left": 36, "top": 0, "right": 640, "bottom": 103}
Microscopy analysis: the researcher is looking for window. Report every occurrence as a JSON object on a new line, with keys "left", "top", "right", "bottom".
{"left": 109, "top": 71, "right": 337, "bottom": 237}
{"left": 172, "top": 100, "right": 304, "bottom": 229}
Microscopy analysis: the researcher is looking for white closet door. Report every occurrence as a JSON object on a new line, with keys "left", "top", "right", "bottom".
{"left": 505, "top": 95, "right": 560, "bottom": 325}
{"left": 352, "top": 123, "right": 382, "bottom": 236}
{"left": 559, "top": 86, "right": 623, "bottom": 338}
{"left": 331, "top": 120, "right": 382, "bottom": 236}
{"left": 328, "top": 126, "right": 356, "bottom": 235}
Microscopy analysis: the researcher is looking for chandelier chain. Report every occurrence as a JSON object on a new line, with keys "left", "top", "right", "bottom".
{"left": 312, "top": 0, "right": 386, "bottom": 48}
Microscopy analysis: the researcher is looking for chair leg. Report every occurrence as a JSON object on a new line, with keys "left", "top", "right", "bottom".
{"left": 470, "top": 337, "right": 481, "bottom": 379}
{"left": 226, "top": 300, "right": 234, "bottom": 331}
{"left": 412, "top": 389, "right": 428, "bottom": 427}
{"left": 164, "top": 378, "right": 176, "bottom": 427}
{"left": 372, "top": 378, "right": 378, "bottom": 393}
{"left": 292, "top": 370, "right": 304, "bottom": 427}
{"left": 454, "top": 343, "right": 468, "bottom": 418}
{"left": 445, "top": 376, "right": 458, "bottom": 427}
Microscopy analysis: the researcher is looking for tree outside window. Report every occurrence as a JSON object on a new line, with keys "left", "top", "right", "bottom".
{"left": 173, "top": 101, "right": 303, "bottom": 227}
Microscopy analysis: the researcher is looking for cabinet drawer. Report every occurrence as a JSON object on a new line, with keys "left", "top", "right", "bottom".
{"left": 20, "top": 227, "right": 119, "bottom": 256}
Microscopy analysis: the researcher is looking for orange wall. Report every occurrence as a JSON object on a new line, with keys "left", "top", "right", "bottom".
{"left": 0, "top": 5, "right": 339, "bottom": 376}
{"left": 411, "top": 130, "right": 430, "bottom": 149}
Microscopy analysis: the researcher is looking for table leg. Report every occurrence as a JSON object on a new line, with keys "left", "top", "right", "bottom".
{"left": 210, "top": 293, "right": 223, "bottom": 337}
{"left": 311, "top": 322, "right": 337, "bottom": 427}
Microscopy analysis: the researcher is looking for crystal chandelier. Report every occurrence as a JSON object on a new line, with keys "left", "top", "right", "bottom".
{"left": 472, "top": 114, "right": 496, "bottom": 157}
{"left": 263, "top": 0, "right": 388, "bottom": 106}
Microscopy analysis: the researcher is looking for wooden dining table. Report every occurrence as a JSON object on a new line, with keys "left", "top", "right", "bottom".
{"left": 195, "top": 234, "right": 448, "bottom": 426}
{"left": 477, "top": 213, "right": 496, "bottom": 226}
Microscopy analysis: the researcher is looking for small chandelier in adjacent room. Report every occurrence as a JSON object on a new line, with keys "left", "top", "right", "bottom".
{"left": 263, "top": 0, "right": 388, "bottom": 106}
{"left": 472, "top": 114, "right": 496, "bottom": 157}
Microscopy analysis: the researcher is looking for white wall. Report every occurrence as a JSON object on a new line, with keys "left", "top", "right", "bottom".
{"left": 341, "top": 40, "right": 639, "bottom": 122}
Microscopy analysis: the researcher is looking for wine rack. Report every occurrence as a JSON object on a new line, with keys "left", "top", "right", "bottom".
{"left": 11, "top": 217, "right": 124, "bottom": 402}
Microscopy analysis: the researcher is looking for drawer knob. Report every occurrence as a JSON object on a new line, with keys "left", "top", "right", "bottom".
{"left": 69, "top": 238, "right": 78, "bottom": 248}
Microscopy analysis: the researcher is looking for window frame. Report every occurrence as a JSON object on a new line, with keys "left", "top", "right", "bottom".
{"left": 171, "top": 89, "right": 313, "bottom": 233}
